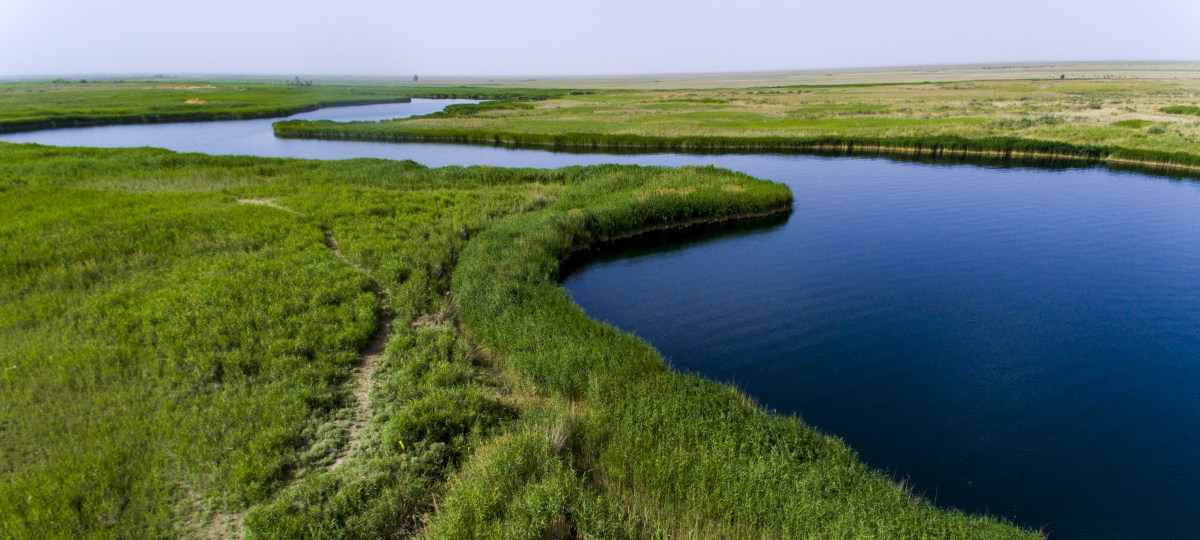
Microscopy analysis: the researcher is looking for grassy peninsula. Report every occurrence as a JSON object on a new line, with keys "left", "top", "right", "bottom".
{"left": 0, "top": 80, "right": 565, "bottom": 134}
{"left": 275, "top": 78, "right": 1200, "bottom": 171}
{"left": 0, "top": 140, "right": 1037, "bottom": 538}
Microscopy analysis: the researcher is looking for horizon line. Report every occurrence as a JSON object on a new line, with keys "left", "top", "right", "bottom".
{"left": 3, "top": 59, "right": 1199, "bottom": 81}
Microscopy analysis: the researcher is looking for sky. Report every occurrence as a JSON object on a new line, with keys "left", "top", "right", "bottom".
{"left": 2, "top": 0, "right": 1199, "bottom": 77}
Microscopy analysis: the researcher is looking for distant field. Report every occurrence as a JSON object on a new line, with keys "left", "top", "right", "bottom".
{"left": 370, "top": 61, "right": 1200, "bottom": 89}
{"left": 277, "top": 77, "right": 1200, "bottom": 169}
{"left": 0, "top": 80, "right": 566, "bottom": 133}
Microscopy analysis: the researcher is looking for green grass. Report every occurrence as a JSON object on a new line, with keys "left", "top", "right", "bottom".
{"left": 449, "top": 168, "right": 1034, "bottom": 538}
{"left": 0, "top": 143, "right": 548, "bottom": 537}
{"left": 664, "top": 98, "right": 729, "bottom": 104}
{"left": 1111, "top": 119, "right": 1149, "bottom": 129}
{"left": 273, "top": 78, "right": 1200, "bottom": 171}
{"left": 1, "top": 141, "right": 1039, "bottom": 538}
{"left": 1160, "top": 105, "right": 1200, "bottom": 116}
{"left": 1, "top": 185, "right": 378, "bottom": 536}
{"left": 0, "top": 80, "right": 569, "bottom": 134}
{"left": 427, "top": 101, "right": 537, "bottom": 118}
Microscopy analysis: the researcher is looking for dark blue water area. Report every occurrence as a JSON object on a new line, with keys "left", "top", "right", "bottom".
{"left": 5, "top": 101, "right": 1200, "bottom": 538}
{"left": 561, "top": 160, "right": 1200, "bottom": 539}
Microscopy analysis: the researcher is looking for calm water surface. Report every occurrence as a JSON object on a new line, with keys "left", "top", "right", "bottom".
{"left": 562, "top": 161, "right": 1200, "bottom": 539}
{"left": 5, "top": 101, "right": 1199, "bottom": 539}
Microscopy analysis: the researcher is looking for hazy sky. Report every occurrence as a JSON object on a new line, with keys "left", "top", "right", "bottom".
{"left": 2, "top": 0, "right": 1198, "bottom": 77}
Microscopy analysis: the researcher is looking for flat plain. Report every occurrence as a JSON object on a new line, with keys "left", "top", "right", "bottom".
{"left": 276, "top": 73, "right": 1200, "bottom": 171}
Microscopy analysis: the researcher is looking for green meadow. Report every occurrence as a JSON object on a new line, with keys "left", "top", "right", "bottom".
{"left": 0, "top": 80, "right": 565, "bottom": 133}
{"left": 276, "top": 78, "right": 1200, "bottom": 170}
{"left": 0, "top": 140, "right": 1037, "bottom": 538}
{"left": 0, "top": 77, "right": 1103, "bottom": 538}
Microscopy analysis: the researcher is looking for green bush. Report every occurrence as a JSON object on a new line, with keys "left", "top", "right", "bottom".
{"left": 1112, "top": 119, "right": 1148, "bottom": 128}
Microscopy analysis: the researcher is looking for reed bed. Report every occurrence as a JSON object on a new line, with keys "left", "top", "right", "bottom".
{"left": 275, "top": 78, "right": 1200, "bottom": 172}
{"left": 1, "top": 142, "right": 1038, "bottom": 538}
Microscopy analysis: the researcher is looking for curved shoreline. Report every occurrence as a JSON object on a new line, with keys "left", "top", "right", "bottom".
{"left": 450, "top": 170, "right": 1040, "bottom": 537}
{"left": 564, "top": 204, "right": 793, "bottom": 259}
{"left": 2, "top": 99, "right": 1044, "bottom": 538}
{"left": 0, "top": 97, "right": 416, "bottom": 135}
{"left": 272, "top": 126, "right": 1200, "bottom": 176}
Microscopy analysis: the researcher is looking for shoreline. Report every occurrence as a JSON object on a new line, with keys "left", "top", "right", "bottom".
{"left": 564, "top": 204, "right": 793, "bottom": 257}
{"left": 0, "top": 97, "right": 415, "bottom": 135}
{"left": 273, "top": 127, "right": 1200, "bottom": 176}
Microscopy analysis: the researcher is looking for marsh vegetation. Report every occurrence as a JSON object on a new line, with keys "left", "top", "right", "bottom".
{"left": 18, "top": 75, "right": 1195, "bottom": 537}
{"left": 0, "top": 138, "right": 1039, "bottom": 538}
{"left": 276, "top": 79, "right": 1200, "bottom": 170}
{"left": 0, "top": 80, "right": 566, "bottom": 134}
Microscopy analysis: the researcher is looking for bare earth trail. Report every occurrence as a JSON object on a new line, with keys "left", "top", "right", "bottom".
{"left": 321, "top": 225, "right": 392, "bottom": 469}
{"left": 235, "top": 198, "right": 298, "bottom": 214}
{"left": 180, "top": 200, "right": 394, "bottom": 538}
{"left": 236, "top": 199, "right": 390, "bottom": 469}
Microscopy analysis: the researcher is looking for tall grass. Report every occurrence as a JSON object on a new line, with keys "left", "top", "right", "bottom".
{"left": 2, "top": 142, "right": 1039, "bottom": 538}
{"left": 0, "top": 143, "right": 559, "bottom": 537}
{"left": 1, "top": 186, "right": 379, "bottom": 536}
{"left": 275, "top": 121, "right": 1118, "bottom": 160}
{"left": 425, "top": 101, "right": 537, "bottom": 118}
{"left": 277, "top": 120, "right": 1200, "bottom": 170}
{"left": 450, "top": 165, "right": 1038, "bottom": 538}
{"left": 274, "top": 78, "right": 1200, "bottom": 172}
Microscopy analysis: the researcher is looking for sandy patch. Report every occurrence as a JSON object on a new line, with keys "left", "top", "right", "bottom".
{"left": 236, "top": 199, "right": 298, "bottom": 213}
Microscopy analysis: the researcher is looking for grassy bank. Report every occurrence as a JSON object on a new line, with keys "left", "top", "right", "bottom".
{"left": 448, "top": 170, "right": 1036, "bottom": 538}
{"left": 1, "top": 142, "right": 1037, "bottom": 538}
{"left": 273, "top": 78, "right": 1200, "bottom": 171}
{"left": 0, "top": 80, "right": 568, "bottom": 134}
{"left": 0, "top": 143, "right": 541, "bottom": 537}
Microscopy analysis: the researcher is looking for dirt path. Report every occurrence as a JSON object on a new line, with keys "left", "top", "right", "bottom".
{"left": 322, "top": 226, "right": 391, "bottom": 469}
{"left": 236, "top": 199, "right": 390, "bottom": 469}
{"left": 185, "top": 487, "right": 244, "bottom": 540}
{"left": 236, "top": 198, "right": 299, "bottom": 214}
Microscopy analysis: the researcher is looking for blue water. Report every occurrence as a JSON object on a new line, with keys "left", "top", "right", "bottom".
{"left": 561, "top": 160, "right": 1200, "bottom": 539}
{"left": 5, "top": 101, "right": 1199, "bottom": 539}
